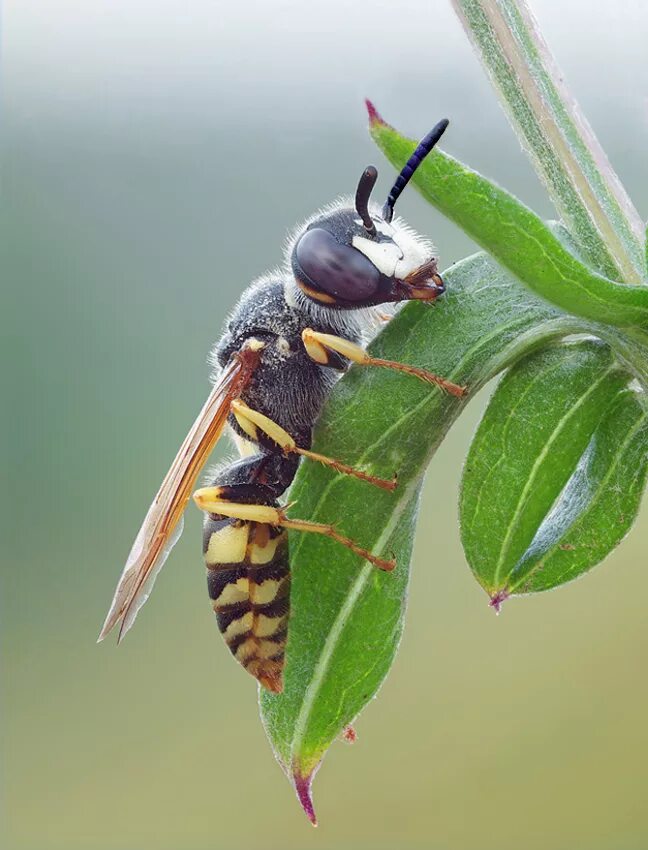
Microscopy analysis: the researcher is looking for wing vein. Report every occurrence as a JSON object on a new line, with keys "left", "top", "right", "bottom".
{"left": 98, "top": 348, "right": 260, "bottom": 642}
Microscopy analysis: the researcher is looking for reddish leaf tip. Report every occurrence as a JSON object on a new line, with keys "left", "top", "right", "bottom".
{"left": 294, "top": 770, "right": 318, "bottom": 826}
{"left": 489, "top": 589, "right": 510, "bottom": 614}
{"left": 342, "top": 724, "right": 357, "bottom": 744}
{"left": 365, "top": 98, "right": 386, "bottom": 128}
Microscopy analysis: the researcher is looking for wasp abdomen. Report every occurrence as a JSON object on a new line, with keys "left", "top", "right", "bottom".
{"left": 205, "top": 516, "right": 289, "bottom": 693}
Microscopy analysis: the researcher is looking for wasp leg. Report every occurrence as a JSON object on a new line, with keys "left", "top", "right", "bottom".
{"left": 193, "top": 488, "right": 395, "bottom": 571}
{"left": 230, "top": 398, "right": 397, "bottom": 491}
{"left": 302, "top": 328, "right": 467, "bottom": 397}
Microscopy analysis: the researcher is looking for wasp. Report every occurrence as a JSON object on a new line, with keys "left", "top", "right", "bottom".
{"left": 99, "top": 116, "right": 465, "bottom": 693}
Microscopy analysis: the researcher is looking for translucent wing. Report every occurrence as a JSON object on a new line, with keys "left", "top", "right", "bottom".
{"left": 98, "top": 347, "right": 260, "bottom": 643}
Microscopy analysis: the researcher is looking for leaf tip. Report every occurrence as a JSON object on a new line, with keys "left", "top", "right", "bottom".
{"left": 489, "top": 589, "right": 510, "bottom": 614}
{"left": 341, "top": 724, "right": 357, "bottom": 744}
{"left": 293, "top": 766, "right": 318, "bottom": 826}
{"left": 365, "top": 98, "right": 387, "bottom": 130}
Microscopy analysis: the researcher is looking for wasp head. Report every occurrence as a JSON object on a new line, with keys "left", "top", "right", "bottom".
{"left": 289, "top": 119, "right": 449, "bottom": 310}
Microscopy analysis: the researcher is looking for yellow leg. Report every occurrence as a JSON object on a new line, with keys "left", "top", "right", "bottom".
{"left": 231, "top": 399, "right": 396, "bottom": 491}
{"left": 302, "top": 328, "right": 467, "bottom": 398}
{"left": 192, "top": 489, "right": 395, "bottom": 571}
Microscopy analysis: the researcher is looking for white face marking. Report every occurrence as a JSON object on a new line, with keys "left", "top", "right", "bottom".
{"left": 352, "top": 219, "right": 431, "bottom": 279}
{"left": 352, "top": 234, "right": 403, "bottom": 276}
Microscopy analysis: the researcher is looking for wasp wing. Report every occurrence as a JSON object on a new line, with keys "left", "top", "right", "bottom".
{"left": 98, "top": 348, "right": 259, "bottom": 643}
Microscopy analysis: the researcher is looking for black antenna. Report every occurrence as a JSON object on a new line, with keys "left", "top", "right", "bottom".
{"left": 382, "top": 119, "right": 449, "bottom": 223}
{"left": 355, "top": 166, "right": 378, "bottom": 236}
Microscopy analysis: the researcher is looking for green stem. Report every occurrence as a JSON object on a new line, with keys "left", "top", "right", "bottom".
{"left": 598, "top": 326, "right": 648, "bottom": 398}
{"left": 452, "top": 0, "right": 646, "bottom": 284}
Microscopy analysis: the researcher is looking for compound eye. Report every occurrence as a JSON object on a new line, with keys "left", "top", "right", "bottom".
{"left": 295, "top": 228, "right": 380, "bottom": 302}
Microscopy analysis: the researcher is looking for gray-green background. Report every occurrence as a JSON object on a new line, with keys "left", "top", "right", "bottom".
{"left": 4, "top": 1, "right": 648, "bottom": 848}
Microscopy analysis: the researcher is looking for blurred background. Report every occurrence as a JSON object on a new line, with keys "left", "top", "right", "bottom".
{"left": 3, "top": 1, "right": 648, "bottom": 848}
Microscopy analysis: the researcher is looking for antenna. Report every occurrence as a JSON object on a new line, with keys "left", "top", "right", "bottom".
{"left": 354, "top": 166, "right": 378, "bottom": 236}
{"left": 382, "top": 119, "right": 449, "bottom": 223}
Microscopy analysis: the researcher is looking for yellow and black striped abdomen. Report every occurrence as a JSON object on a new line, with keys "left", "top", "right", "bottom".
{"left": 204, "top": 518, "right": 289, "bottom": 692}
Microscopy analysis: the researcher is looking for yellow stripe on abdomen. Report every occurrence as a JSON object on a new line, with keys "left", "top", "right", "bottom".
{"left": 204, "top": 518, "right": 290, "bottom": 693}
{"left": 205, "top": 521, "right": 249, "bottom": 565}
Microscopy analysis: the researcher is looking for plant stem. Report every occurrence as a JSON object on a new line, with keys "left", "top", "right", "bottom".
{"left": 599, "top": 326, "right": 648, "bottom": 399}
{"left": 452, "top": 0, "right": 646, "bottom": 284}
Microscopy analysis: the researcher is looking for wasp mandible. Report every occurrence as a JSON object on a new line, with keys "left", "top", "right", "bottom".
{"left": 99, "top": 117, "right": 465, "bottom": 693}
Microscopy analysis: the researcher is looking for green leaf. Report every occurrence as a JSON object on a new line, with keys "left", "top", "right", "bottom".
{"left": 512, "top": 389, "right": 648, "bottom": 594}
{"left": 460, "top": 341, "right": 635, "bottom": 602}
{"left": 548, "top": 220, "right": 648, "bottom": 391}
{"left": 451, "top": 0, "right": 646, "bottom": 283}
{"left": 259, "top": 252, "right": 582, "bottom": 822}
{"left": 368, "top": 105, "right": 648, "bottom": 328}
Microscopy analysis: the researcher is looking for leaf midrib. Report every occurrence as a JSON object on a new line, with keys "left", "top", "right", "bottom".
{"left": 465, "top": 355, "right": 564, "bottom": 538}
{"left": 288, "top": 475, "right": 420, "bottom": 766}
{"left": 286, "top": 299, "right": 566, "bottom": 762}
{"left": 492, "top": 363, "right": 619, "bottom": 587}
{"left": 507, "top": 403, "right": 646, "bottom": 592}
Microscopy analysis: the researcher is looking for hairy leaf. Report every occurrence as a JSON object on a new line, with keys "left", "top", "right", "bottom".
{"left": 259, "top": 252, "right": 583, "bottom": 822}
{"left": 512, "top": 389, "right": 648, "bottom": 593}
{"left": 460, "top": 341, "right": 637, "bottom": 602}
{"left": 548, "top": 220, "right": 648, "bottom": 390}
{"left": 451, "top": 0, "right": 646, "bottom": 284}
{"left": 368, "top": 104, "right": 648, "bottom": 329}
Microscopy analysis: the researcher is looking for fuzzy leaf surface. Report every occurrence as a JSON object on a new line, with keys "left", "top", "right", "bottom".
{"left": 511, "top": 389, "right": 648, "bottom": 593}
{"left": 259, "top": 252, "right": 582, "bottom": 822}
{"left": 369, "top": 106, "right": 648, "bottom": 328}
{"left": 451, "top": 0, "right": 646, "bottom": 283}
{"left": 460, "top": 341, "right": 639, "bottom": 600}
